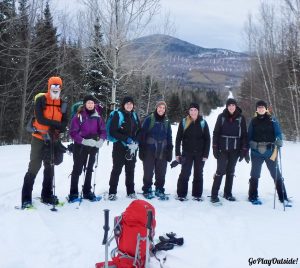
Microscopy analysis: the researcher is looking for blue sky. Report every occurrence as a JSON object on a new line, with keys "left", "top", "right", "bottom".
{"left": 52, "top": 0, "right": 261, "bottom": 52}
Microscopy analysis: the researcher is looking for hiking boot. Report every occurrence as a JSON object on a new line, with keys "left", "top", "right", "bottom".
{"left": 127, "top": 193, "right": 137, "bottom": 199}
{"left": 155, "top": 189, "right": 164, "bottom": 197}
{"left": 108, "top": 194, "right": 117, "bottom": 201}
{"left": 210, "top": 196, "right": 220, "bottom": 203}
{"left": 41, "top": 195, "right": 59, "bottom": 205}
{"left": 83, "top": 192, "right": 96, "bottom": 201}
{"left": 21, "top": 201, "right": 33, "bottom": 209}
{"left": 68, "top": 194, "right": 80, "bottom": 203}
{"left": 143, "top": 188, "right": 154, "bottom": 199}
{"left": 223, "top": 195, "right": 236, "bottom": 201}
{"left": 176, "top": 196, "right": 187, "bottom": 202}
{"left": 192, "top": 196, "right": 203, "bottom": 201}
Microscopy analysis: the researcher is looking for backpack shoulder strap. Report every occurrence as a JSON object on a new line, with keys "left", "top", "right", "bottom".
{"left": 182, "top": 118, "right": 186, "bottom": 130}
{"left": 200, "top": 119, "right": 206, "bottom": 130}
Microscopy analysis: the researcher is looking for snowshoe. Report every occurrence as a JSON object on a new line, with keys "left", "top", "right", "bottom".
{"left": 175, "top": 196, "right": 188, "bottom": 202}
{"left": 108, "top": 194, "right": 117, "bottom": 201}
{"left": 127, "top": 193, "right": 138, "bottom": 199}
{"left": 142, "top": 192, "right": 155, "bottom": 199}
{"left": 67, "top": 195, "right": 81, "bottom": 203}
{"left": 192, "top": 196, "right": 203, "bottom": 202}
{"left": 38, "top": 196, "right": 64, "bottom": 207}
{"left": 249, "top": 198, "right": 262, "bottom": 205}
{"left": 210, "top": 196, "right": 222, "bottom": 206}
{"left": 223, "top": 195, "right": 236, "bottom": 201}
{"left": 15, "top": 201, "right": 36, "bottom": 210}
{"left": 83, "top": 192, "right": 102, "bottom": 202}
{"left": 281, "top": 199, "right": 292, "bottom": 208}
{"left": 155, "top": 190, "right": 169, "bottom": 201}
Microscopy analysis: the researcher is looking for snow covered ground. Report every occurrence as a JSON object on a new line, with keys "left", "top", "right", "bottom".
{"left": 0, "top": 105, "right": 299, "bottom": 268}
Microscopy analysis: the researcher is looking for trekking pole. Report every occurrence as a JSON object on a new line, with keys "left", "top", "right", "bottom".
{"left": 50, "top": 136, "right": 57, "bottom": 212}
{"left": 78, "top": 153, "right": 90, "bottom": 208}
{"left": 273, "top": 157, "right": 277, "bottom": 210}
{"left": 145, "top": 209, "right": 153, "bottom": 268}
{"left": 92, "top": 150, "right": 99, "bottom": 195}
{"left": 278, "top": 148, "right": 286, "bottom": 211}
{"left": 102, "top": 209, "right": 110, "bottom": 268}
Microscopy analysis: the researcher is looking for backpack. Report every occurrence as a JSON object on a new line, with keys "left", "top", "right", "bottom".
{"left": 106, "top": 110, "right": 138, "bottom": 143}
{"left": 182, "top": 117, "right": 206, "bottom": 131}
{"left": 147, "top": 113, "right": 170, "bottom": 132}
{"left": 221, "top": 115, "right": 242, "bottom": 137}
{"left": 70, "top": 101, "right": 83, "bottom": 119}
{"left": 96, "top": 200, "right": 156, "bottom": 268}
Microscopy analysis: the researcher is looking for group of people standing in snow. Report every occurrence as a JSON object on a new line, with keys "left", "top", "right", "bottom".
{"left": 20, "top": 76, "right": 289, "bottom": 209}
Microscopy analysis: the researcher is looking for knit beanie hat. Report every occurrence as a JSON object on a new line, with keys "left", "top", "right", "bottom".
{"left": 83, "top": 95, "right": 96, "bottom": 104}
{"left": 256, "top": 100, "right": 268, "bottom": 109}
{"left": 226, "top": 98, "right": 237, "bottom": 107}
{"left": 156, "top": 100, "right": 167, "bottom": 109}
{"left": 121, "top": 96, "right": 134, "bottom": 108}
{"left": 188, "top": 102, "right": 199, "bottom": 111}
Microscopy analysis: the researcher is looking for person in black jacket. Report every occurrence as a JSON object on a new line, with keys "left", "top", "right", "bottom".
{"left": 210, "top": 98, "right": 249, "bottom": 203}
{"left": 108, "top": 96, "right": 140, "bottom": 200}
{"left": 175, "top": 103, "right": 211, "bottom": 201}
{"left": 138, "top": 101, "right": 173, "bottom": 199}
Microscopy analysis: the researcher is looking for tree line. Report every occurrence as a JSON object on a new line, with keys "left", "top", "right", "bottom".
{"left": 0, "top": 0, "right": 224, "bottom": 145}
{"left": 239, "top": 0, "right": 300, "bottom": 141}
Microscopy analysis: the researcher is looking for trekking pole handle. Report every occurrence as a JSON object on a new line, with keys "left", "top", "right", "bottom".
{"left": 102, "top": 209, "right": 110, "bottom": 245}
{"left": 146, "top": 210, "right": 153, "bottom": 230}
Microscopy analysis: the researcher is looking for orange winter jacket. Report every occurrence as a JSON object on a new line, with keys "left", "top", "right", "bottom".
{"left": 32, "top": 77, "right": 64, "bottom": 140}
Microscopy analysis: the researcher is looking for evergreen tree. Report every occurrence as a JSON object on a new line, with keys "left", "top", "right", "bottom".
{"left": 0, "top": 0, "right": 18, "bottom": 143}
{"left": 31, "top": 2, "right": 59, "bottom": 92}
{"left": 84, "top": 18, "right": 110, "bottom": 115}
{"left": 167, "top": 92, "right": 182, "bottom": 123}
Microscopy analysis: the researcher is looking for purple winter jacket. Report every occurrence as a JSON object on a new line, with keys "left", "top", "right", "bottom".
{"left": 70, "top": 106, "right": 107, "bottom": 144}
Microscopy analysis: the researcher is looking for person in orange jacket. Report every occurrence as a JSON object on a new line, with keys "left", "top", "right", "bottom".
{"left": 21, "top": 76, "right": 68, "bottom": 209}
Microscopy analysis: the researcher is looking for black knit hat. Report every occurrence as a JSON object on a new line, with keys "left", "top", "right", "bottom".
{"left": 121, "top": 96, "right": 134, "bottom": 108}
{"left": 226, "top": 98, "right": 237, "bottom": 107}
{"left": 256, "top": 100, "right": 268, "bottom": 109}
{"left": 188, "top": 102, "right": 199, "bottom": 111}
{"left": 83, "top": 95, "right": 96, "bottom": 104}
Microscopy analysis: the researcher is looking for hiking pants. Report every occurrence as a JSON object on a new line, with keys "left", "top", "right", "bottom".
{"left": 177, "top": 153, "right": 205, "bottom": 198}
{"left": 22, "top": 137, "right": 53, "bottom": 203}
{"left": 249, "top": 154, "right": 287, "bottom": 201}
{"left": 142, "top": 150, "right": 168, "bottom": 193}
{"left": 109, "top": 144, "right": 136, "bottom": 195}
{"left": 211, "top": 150, "right": 239, "bottom": 198}
{"left": 70, "top": 143, "right": 97, "bottom": 195}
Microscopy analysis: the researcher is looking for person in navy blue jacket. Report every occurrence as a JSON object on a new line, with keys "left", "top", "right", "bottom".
{"left": 138, "top": 101, "right": 173, "bottom": 199}
{"left": 248, "top": 100, "right": 289, "bottom": 205}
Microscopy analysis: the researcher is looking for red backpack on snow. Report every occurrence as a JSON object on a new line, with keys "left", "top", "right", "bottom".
{"left": 96, "top": 200, "right": 156, "bottom": 268}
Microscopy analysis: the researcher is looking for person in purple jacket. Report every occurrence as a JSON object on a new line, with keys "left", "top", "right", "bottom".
{"left": 68, "top": 95, "right": 106, "bottom": 202}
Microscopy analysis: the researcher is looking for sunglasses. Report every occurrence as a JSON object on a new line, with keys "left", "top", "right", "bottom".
{"left": 50, "top": 84, "right": 61, "bottom": 90}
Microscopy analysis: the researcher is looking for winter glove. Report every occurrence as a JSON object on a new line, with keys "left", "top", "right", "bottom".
{"left": 82, "top": 138, "right": 96, "bottom": 147}
{"left": 275, "top": 139, "right": 283, "bottom": 147}
{"left": 95, "top": 139, "right": 104, "bottom": 149}
{"left": 244, "top": 152, "right": 250, "bottom": 163}
{"left": 127, "top": 142, "right": 139, "bottom": 153}
{"left": 239, "top": 149, "right": 250, "bottom": 163}
{"left": 213, "top": 146, "right": 220, "bottom": 159}
{"left": 165, "top": 145, "right": 173, "bottom": 162}
{"left": 126, "top": 137, "right": 133, "bottom": 144}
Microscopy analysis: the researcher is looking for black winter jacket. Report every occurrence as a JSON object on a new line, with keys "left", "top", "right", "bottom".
{"left": 213, "top": 108, "right": 248, "bottom": 152}
{"left": 110, "top": 109, "right": 140, "bottom": 149}
{"left": 175, "top": 116, "right": 211, "bottom": 158}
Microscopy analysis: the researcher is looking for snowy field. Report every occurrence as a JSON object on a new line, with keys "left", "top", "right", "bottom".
{"left": 0, "top": 105, "right": 299, "bottom": 268}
